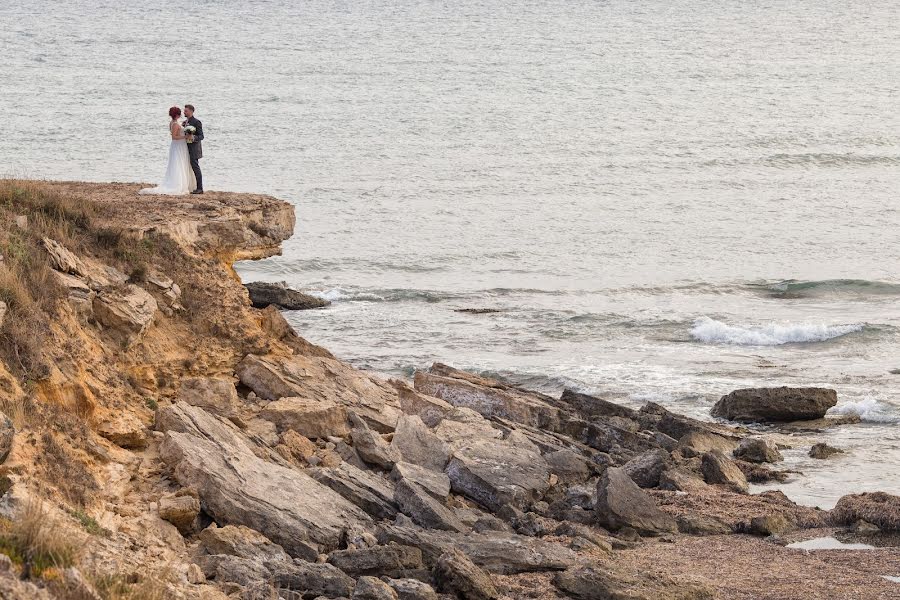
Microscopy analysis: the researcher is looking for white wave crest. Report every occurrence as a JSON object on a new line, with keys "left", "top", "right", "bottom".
{"left": 690, "top": 317, "right": 863, "bottom": 346}
{"left": 830, "top": 397, "right": 899, "bottom": 424}
{"left": 309, "top": 288, "right": 383, "bottom": 302}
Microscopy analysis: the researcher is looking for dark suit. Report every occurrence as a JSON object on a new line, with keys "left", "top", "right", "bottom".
{"left": 185, "top": 115, "right": 204, "bottom": 191}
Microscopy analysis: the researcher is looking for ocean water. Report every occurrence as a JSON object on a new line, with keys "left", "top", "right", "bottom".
{"left": 3, "top": 0, "right": 900, "bottom": 508}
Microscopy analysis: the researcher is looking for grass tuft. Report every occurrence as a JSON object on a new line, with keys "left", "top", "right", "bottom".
{"left": 0, "top": 496, "right": 81, "bottom": 578}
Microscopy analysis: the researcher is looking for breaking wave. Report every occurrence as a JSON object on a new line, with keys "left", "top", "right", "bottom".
{"left": 830, "top": 397, "right": 900, "bottom": 424}
{"left": 690, "top": 317, "right": 864, "bottom": 346}
{"left": 763, "top": 279, "right": 900, "bottom": 299}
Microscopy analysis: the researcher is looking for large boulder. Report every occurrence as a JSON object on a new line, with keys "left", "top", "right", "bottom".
{"left": 327, "top": 544, "right": 423, "bottom": 578}
{"left": 393, "top": 380, "right": 455, "bottom": 427}
{"left": 157, "top": 402, "right": 373, "bottom": 559}
{"left": 433, "top": 548, "right": 499, "bottom": 600}
{"left": 260, "top": 397, "right": 349, "bottom": 439}
{"left": 243, "top": 281, "right": 329, "bottom": 310}
{"left": 711, "top": 387, "right": 837, "bottom": 423}
{"left": 394, "top": 479, "right": 467, "bottom": 532}
{"left": 351, "top": 412, "right": 400, "bottom": 469}
{"left": 391, "top": 415, "right": 450, "bottom": 472}
{"left": 623, "top": 448, "right": 671, "bottom": 488}
{"left": 178, "top": 377, "right": 242, "bottom": 422}
{"left": 552, "top": 562, "right": 713, "bottom": 600}
{"left": 309, "top": 462, "right": 399, "bottom": 520}
{"left": 733, "top": 437, "right": 783, "bottom": 463}
{"left": 831, "top": 492, "right": 900, "bottom": 531}
{"left": 92, "top": 284, "right": 158, "bottom": 346}
{"left": 391, "top": 462, "right": 451, "bottom": 500}
{"left": 701, "top": 451, "right": 749, "bottom": 494}
{"left": 594, "top": 467, "right": 677, "bottom": 535}
{"left": 198, "top": 523, "right": 289, "bottom": 562}
{"left": 559, "top": 388, "right": 639, "bottom": 420}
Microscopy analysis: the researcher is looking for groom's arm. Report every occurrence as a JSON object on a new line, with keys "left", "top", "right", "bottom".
{"left": 194, "top": 118, "right": 204, "bottom": 141}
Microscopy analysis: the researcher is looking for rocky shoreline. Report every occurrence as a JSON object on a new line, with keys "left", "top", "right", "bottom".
{"left": 0, "top": 180, "right": 897, "bottom": 599}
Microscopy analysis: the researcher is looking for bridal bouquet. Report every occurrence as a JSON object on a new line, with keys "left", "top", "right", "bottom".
{"left": 183, "top": 124, "right": 197, "bottom": 142}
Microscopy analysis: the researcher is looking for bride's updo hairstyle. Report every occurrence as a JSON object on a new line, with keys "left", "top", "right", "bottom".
{"left": 168, "top": 106, "right": 182, "bottom": 120}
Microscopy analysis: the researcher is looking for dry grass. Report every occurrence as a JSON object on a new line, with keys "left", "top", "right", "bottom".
{"left": 91, "top": 570, "right": 172, "bottom": 600}
{"left": 41, "top": 430, "right": 98, "bottom": 507}
{"left": 0, "top": 495, "right": 82, "bottom": 578}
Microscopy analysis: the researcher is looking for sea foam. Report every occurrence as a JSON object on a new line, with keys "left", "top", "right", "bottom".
{"left": 690, "top": 317, "right": 863, "bottom": 346}
{"left": 830, "top": 397, "right": 899, "bottom": 424}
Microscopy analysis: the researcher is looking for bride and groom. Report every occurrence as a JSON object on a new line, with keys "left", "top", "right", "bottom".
{"left": 140, "top": 104, "right": 204, "bottom": 196}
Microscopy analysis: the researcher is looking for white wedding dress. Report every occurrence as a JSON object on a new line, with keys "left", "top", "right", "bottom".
{"left": 139, "top": 121, "right": 196, "bottom": 195}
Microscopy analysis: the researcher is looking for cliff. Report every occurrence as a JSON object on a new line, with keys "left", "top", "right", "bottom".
{"left": 0, "top": 180, "right": 897, "bottom": 600}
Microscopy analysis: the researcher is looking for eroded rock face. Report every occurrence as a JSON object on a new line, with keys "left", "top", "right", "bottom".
{"left": 391, "top": 415, "right": 450, "bottom": 472}
{"left": 733, "top": 437, "right": 783, "bottom": 463}
{"left": 244, "top": 281, "right": 329, "bottom": 310}
{"left": 353, "top": 576, "right": 401, "bottom": 600}
{"left": 394, "top": 479, "right": 468, "bottom": 533}
{"left": 260, "top": 397, "right": 349, "bottom": 439}
{"left": 327, "top": 544, "right": 424, "bottom": 578}
{"left": 595, "top": 467, "right": 677, "bottom": 535}
{"left": 198, "top": 523, "right": 289, "bottom": 563}
{"left": 391, "top": 462, "right": 451, "bottom": 501}
{"left": 831, "top": 492, "right": 900, "bottom": 531}
{"left": 559, "top": 388, "right": 639, "bottom": 420}
{"left": 158, "top": 493, "right": 200, "bottom": 535}
{"left": 712, "top": 387, "right": 837, "bottom": 423}
{"left": 92, "top": 284, "right": 158, "bottom": 346}
{"left": 43, "top": 237, "right": 86, "bottom": 276}
{"left": 309, "top": 462, "right": 399, "bottom": 520}
{"left": 701, "top": 451, "right": 749, "bottom": 494}
{"left": 157, "top": 402, "right": 372, "bottom": 559}
{"left": 178, "top": 377, "right": 242, "bottom": 421}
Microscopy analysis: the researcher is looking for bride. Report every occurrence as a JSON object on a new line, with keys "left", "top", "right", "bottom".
{"left": 139, "top": 106, "right": 197, "bottom": 195}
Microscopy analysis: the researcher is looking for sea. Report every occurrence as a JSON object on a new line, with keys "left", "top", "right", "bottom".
{"left": 2, "top": 0, "right": 899, "bottom": 509}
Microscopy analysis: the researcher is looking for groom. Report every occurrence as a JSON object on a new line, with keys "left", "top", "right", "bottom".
{"left": 184, "top": 104, "right": 204, "bottom": 194}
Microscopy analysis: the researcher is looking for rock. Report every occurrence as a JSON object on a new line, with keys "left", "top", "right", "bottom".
{"left": 199, "top": 523, "right": 290, "bottom": 562}
{"left": 552, "top": 563, "right": 714, "bottom": 600}
{"left": 780, "top": 414, "right": 861, "bottom": 432}
{"left": 641, "top": 401, "right": 739, "bottom": 442}
{"left": 244, "top": 281, "right": 329, "bottom": 310}
{"left": 553, "top": 521, "right": 613, "bottom": 552}
{"left": 276, "top": 429, "right": 318, "bottom": 464}
{"left": 544, "top": 449, "right": 591, "bottom": 485}
{"left": 269, "top": 560, "right": 356, "bottom": 598}
{"left": 309, "top": 462, "right": 399, "bottom": 520}
{"left": 260, "top": 397, "right": 349, "bottom": 439}
{"left": 394, "top": 479, "right": 467, "bottom": 532}
{"left": 385, "top": 578, "right": 439, "bottom": 600}
{"left": 199, "top": 554, "right": 271, "bottom": 586}
{"left": 258, "top": 304, "right": 335, "bottom": 359}
{"left": 595, "top": 467, "right": 677, "bottom": 535}
{"left": 446, "top": 438, "right": 549, "bottom": 512}
{"left": 97, "top": 412, "right": 148, "bottom": 449}
{"left": 749, "top": 514, "right": 794, "bottom": 536}
{"left": 584, "top": 421, "right": 656, "bottom": 455}
{"left": 178, "top": 377, "right": 242, "bottom": 421}
{"left": 92, "top": 284, "right": 158, "bottom": 346}
{"left": 701, "top": 451, "right": 749, "bottom": 493}
{"left": 186, "top": 563, "right": 206, "bottom": 584}
{"left": 433, "top": 548, "right": 499, "bottom": 600}
{"left": 676, "top": 431, "right": 736, "bottom": 459}
{"left": 0, "top": 412, "right": 14, "bottom": 464}
{"left": 733, "top": 437, "right": 783, "bottom": 463}
{"left": 158, "top": 492, "right": 200, "bottom": 535}
{"left": 351, "top": 413, "right": 401, "bottom": 469}
{"left": 658, "top": 468, "right": 707, "bottom": 493}
{"left": 809, "top": 442, "right": 844, "bottom": 459}
{"left": 391, "top": 462, "right": 451, "bottom": 501}
{"left": 43, "top": 237, "right": 86, "bottom": 275}
{"left": 393, "top": 380, "right": 454, "bottom": 427}
{"left": 712, "top": 387, "right": 838, "bottom": 423}
{"left": 390, "top": 415, "right": 450, "bottom": 472}
{"left": 676, "top": 514, "right": 732, "bottom": 535}
{"left": 734, "top": 461, "right": 789, "bottom": 484}
{"left": 327, "top": 544, "right": 423, "bottom": 578}
{"left": 831, "top": 492, "right": 900, "bottom": 531}
{"left": 559, "top": 388, "right": 639, "bottom": 420}
{"left": 377, "top": 525, "right": 577, "bottom": 574}
{"left": 0, "top": 572, "right": 54, "bottom": 599}
{"left": 623, "top": 448, "right": 671, "bottom": 488}
{"left": 353, "top": 576, "right": 400, "bottom": 600}
{"left": 157, "top": 402, "right": 373, "bottom": 559}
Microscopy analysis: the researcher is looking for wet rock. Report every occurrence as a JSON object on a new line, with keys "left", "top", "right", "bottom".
{"left": 446, "top": 438, "right": 549, "bottom": 511}
{"left": 260, "top": 397, "right": 350, "bottom": 439}
{"left": 244, "top": 281, "right": 329, "bottom": 310}
{"left": 391, "top": 462, "right": 451, "bottom": 501}
{"left": 351, "top": 413, "right": 401, "bottom": 469}
{"left": 353, "top": 576, "right": 400, "bottom": 600}
{"left": 544, "top": 449, "right": 591, "bottom": 485}
{"left": 433, "top": 548, "right": 499, "bottom": 600}
{"left": 712, "top": 387, "right": 837, "bottom": 423}
{"left": 676, "top": 513, "right": 732, "bottom": 535}
{"left": 178, "top": 377, "right": 242, "bottom": 422}
{"left": 701, "top": 451, "right": 749, "bottom": 493}
{"left": 552, "top": 562, "right": 714, "bottom": 600}
{"left": 809, "top": 442, "right": 844, "bottom": 459}
{"left": 390, "top": 415, "right": 450, "bottom": 472}
{"left": 676, "top": 431, "right": 736, "bottom": 459}
{"left": 749, "top": 514, "right": 795, "bottom": 536}
{"left": 831, "top": 492, "right": 900, "bottom": 531}
{"left": 93, "top": 283, "right": 158, "bottom": 346}
{"left": 199, "top": 523, "right": 290, "bottom": 563}
{"left": 595, "top": 467, "right": 677, "bottom": 535}
{"left": 158, "top": 402, "right": 372, "bottom": 559}
{"left": 394, "top": 479, "right": 468, "bottom": 532}
{"left": 309, "top": 462, "right": 399, "bottom": 520}
{"left": 733, "top": 437, "right": 783, "bottom": 463}
{"left": 158, "top": 492, "right": 200, "bottom": 535}
{"left": 734, "top": 460, "right": 790, "bottom": 484}
{"left": 623, "top": 448, "right": 671, "bottom": 488}
{"left": 327, "top": 544, "right": 423, "bottom": 578}
{"left": 385, "top": 578, "right": 439, "bottom": 600}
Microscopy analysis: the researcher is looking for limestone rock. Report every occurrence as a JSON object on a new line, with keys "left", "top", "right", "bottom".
{"left": 258, "top": 304, "right": 335, "bottom": 359}
{"left": 831, "top": 492, "right": 900, "bottom": 531}
{"left": 676, "top": 513, "right": 732, "bottom": 535}
{"left": 158, "top": 492, "right": 200, "bottom": 535}
{"left": 733, "top": 437, "right": 783, "bottom": 463}
{"left": 353, "top": 576, "right": 400, "bottom": 600}
{"left": 595, "top": 467, "right": 677, "bottom": 535}
{"left": 351, "top": 412, "right": 401, "bottom": 469}
{"left": 157, "top": 402, "right": 373, "bottom": 559}
{"left": 43, "top": 237, "right": 86, "bottom": 275}
{"left": 186, "top": 563, "right": 205, "bottom": 584}
{"left": 809, "top": 442, "right": 844, "bottom": 459}
{"left": 552, "top": 563, "right": 714, "bottom": 600}
{"left": 394, "top": 479, "right": 467, "bottom": 532}
{"left": 658, "top": 468, "right": 708, "bottom": 493}
{"left": 560, "top": 388, "right": 639, "bottom": 420}
{"left": 433, "top": 548, "right": 499, "bottom": 600}
{"left": 97, "top": 412, "right": 148, "bottom": 449}
{"left": 309, "top": 461, "right": 399, "bottom": 520}
{"left": 544, "top": 449, "right": 591, "bottom": 485}
{"left": 92, "top": 284, "right": 158, "bottom": 346}
{"left": 393, "top": 380, "right": 454, "bottom": 427}
{"left": 260, "top": 396, "right": 349, "bottom": 439}
{"left": 199, "top": 554, "right": 270, "bottom": 586}
{"left": 244, "top": 281, "right": 329, "bottom": 310}
{"left": 749, "top": 514, "right": 794, "bottom": 536}
{"left": 385, "top": 578, "right": 439, "bottom": 600}
{"left": 712, "top": 387, "right": 837, "bottom": 422}
{"left": 676, "top": 431, "right": 736, "bottom": 459}
{"left": 391, "top": 415, "right": 450, "bottom": 472}
{"left": 623, "top": 448, "right": 671, "bottom": 488}
{"left": 446, "top": 438, "right": 549, "bottom": 512}
{"left": 199, "top": 523, "right": 289, "bottom": 562}
{"left": 701, "top": 451, "right": 749, "bottom": 494}
{"left": 391, "top": 462, "right": 451, "bottom": 501}
{"left": 268, "top": 560, "right": 356, "bottom": 598}
{"left": 327, "top": 544, "right": 423, "bottom": 578}
{"left": 584, "top": 421, "right": 656, "bottom": 455}
{"left": 178, "top": 377, "right": 242, "bottom": 421}
{"left": 276, "top": 429, "right": 317, "bottom": 464}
